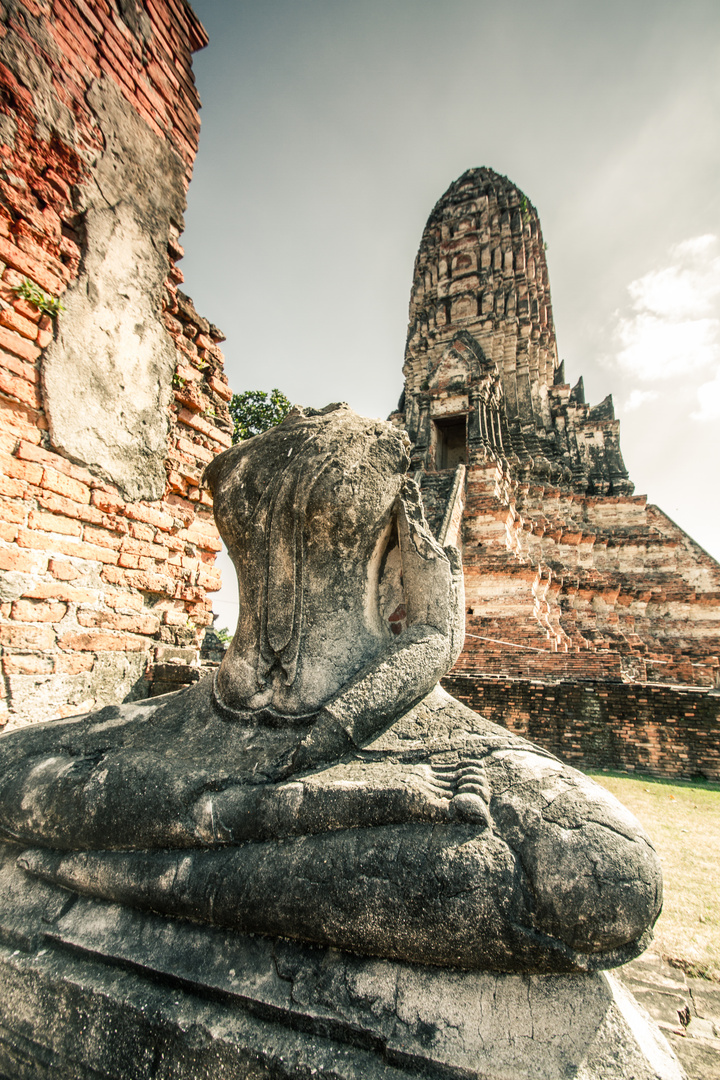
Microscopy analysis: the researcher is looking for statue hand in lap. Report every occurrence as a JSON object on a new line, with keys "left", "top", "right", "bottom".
{"left": 0, "top": 404, "right": 662, "bottom": 974}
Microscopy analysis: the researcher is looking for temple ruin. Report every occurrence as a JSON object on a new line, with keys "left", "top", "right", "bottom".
{"left": 0, "top": 13, "right": 703, "bottom": 1078}
{"left": 0, "top": 0, "right": 232, "bottom": 727}
{"left": 0, "top": 5, "right": 717, "bottom": 781}
{"left": 396, "top": 168, "right": 720, "bottom": 778}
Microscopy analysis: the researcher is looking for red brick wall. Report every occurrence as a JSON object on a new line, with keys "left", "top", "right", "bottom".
{"left": 437, "top": 458, "right": 720, "bottom": 690}
{"left": 443, "top": 674, "right": 720, "bottom": 782}
{"left": 0, "top": 1, "right": 233, "bottom": 726}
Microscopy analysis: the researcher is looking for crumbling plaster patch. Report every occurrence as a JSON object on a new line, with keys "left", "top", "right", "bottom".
{"left": 42, "top": 77, "right": 186, "bottom": 501}
{"left": 6, "top": 652, "right": 148, "bottom": 728}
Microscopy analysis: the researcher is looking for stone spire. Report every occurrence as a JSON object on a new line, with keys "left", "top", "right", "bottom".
{"left": 400, "top": 168, "right": 633, "bottom": 495}
{"left": 405, "top": 167, "right": 557, "bottom": 424}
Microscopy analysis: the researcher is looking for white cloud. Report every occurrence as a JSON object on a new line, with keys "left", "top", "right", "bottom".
{"left": 624, "top": 388, "right": 659, "bottom": 411}
{"left": 693, "top": 369, "right": 720, "bottom": 422}
{"left": 628, "top": 235, "right": 720, "bottom": 320}
{"left": 614, "top": 235, "right": 720, "bottom": 381}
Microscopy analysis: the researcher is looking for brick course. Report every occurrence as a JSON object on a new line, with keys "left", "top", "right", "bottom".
{"left": 443, "top": 674, "right": 720, "bottom": 782}
{"left": 0, "top": 1, "right": 233, "bottom": 726}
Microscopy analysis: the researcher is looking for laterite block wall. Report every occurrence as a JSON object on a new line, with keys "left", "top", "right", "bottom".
{"left": 443, "top": 674, "right": 720, "bottom": 781}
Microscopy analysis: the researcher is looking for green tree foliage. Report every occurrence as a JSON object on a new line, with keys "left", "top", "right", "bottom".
{"left": 229, "top": 388, "right": 292, "bottom": 444}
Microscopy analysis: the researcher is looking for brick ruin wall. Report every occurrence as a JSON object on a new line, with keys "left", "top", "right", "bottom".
{"left": 446, "top": 473, "right": 720, "bottom": 778}
{"left": 454, "top": 462, "right": 720, "bottom": 689}
{"left": 0, "top": 0, "right": 233, "bottom": 728}
{"left": 443, "top": 675, "right": 720, "bottom": 782}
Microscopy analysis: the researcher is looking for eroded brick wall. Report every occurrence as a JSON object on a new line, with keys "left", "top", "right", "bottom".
{"left": 443, "top": 674, "right": 720, "bottom": 782}
{"left": 0, "top": 0, "right": 233, "bottom": 727}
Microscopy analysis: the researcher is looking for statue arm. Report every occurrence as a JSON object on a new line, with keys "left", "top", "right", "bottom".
{"left": 279, "top": 479, "right": 465, "bottom": 776}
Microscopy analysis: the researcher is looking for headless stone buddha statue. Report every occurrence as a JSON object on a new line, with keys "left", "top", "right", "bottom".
{"left": 0, "top": 404, "right": 662, "bottom": 973}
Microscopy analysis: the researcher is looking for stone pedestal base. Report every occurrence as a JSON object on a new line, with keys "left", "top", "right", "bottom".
{"left": 0, "top": 841, "right": 684, "bottom": 1080}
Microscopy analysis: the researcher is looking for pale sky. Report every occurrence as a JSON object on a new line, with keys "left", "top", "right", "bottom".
{"left": 183, "top": 0, "right": 720, "bottom": 632}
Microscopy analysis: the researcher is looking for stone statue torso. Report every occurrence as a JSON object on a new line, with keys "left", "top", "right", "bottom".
{"left": 0, "top": 404, "right": 663, "bottom": 976}
{"left": 210, "top": 408, "right": 408, "bottom": 718}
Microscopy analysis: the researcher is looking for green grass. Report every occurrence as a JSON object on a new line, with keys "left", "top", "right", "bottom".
{"left": 589, "top": 770, "right": 720, "bottom": 981}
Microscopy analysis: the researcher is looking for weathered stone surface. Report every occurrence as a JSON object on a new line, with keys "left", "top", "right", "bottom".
{"left": 619, "top": 951, "right": 720, "bottom": 1080}
{"left": 1, "top": 681, "right": 662, "bottom": 972}
{"left": 0, "top": 1, "right": 77, "bottom": 145}
{"left": 41, "top": 77, "right": 184, "bottom": 503}
{"left": 5, "top": 651, "right": 147, "bottom": 728}
{"left": 0, "top": 841, "right": 685, "bottom": 1080}
{"left": 0, "top": 406, "right": 662, "bottom": 975}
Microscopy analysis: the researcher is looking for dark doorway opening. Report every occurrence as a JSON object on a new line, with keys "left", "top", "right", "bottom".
{"left": 435, "top": 416, "right": 467, "bottom": 470}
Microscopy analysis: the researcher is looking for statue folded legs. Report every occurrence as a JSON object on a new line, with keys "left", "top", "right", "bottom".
{"left": 0, "top": 404, "right": 662, "bottom": 973}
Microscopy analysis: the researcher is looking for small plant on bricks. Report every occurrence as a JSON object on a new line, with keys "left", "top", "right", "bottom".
{"left": 12, "top": 278, "right": 65, "bottom": 318}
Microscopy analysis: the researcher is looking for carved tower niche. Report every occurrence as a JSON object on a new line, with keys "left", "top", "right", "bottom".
{"left": 407, "top": 330, "right": 505, "bottom": 475}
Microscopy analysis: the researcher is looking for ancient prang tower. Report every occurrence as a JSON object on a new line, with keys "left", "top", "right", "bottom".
{"left": 396, "top": 168, "right": 720, "bottom": 778}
